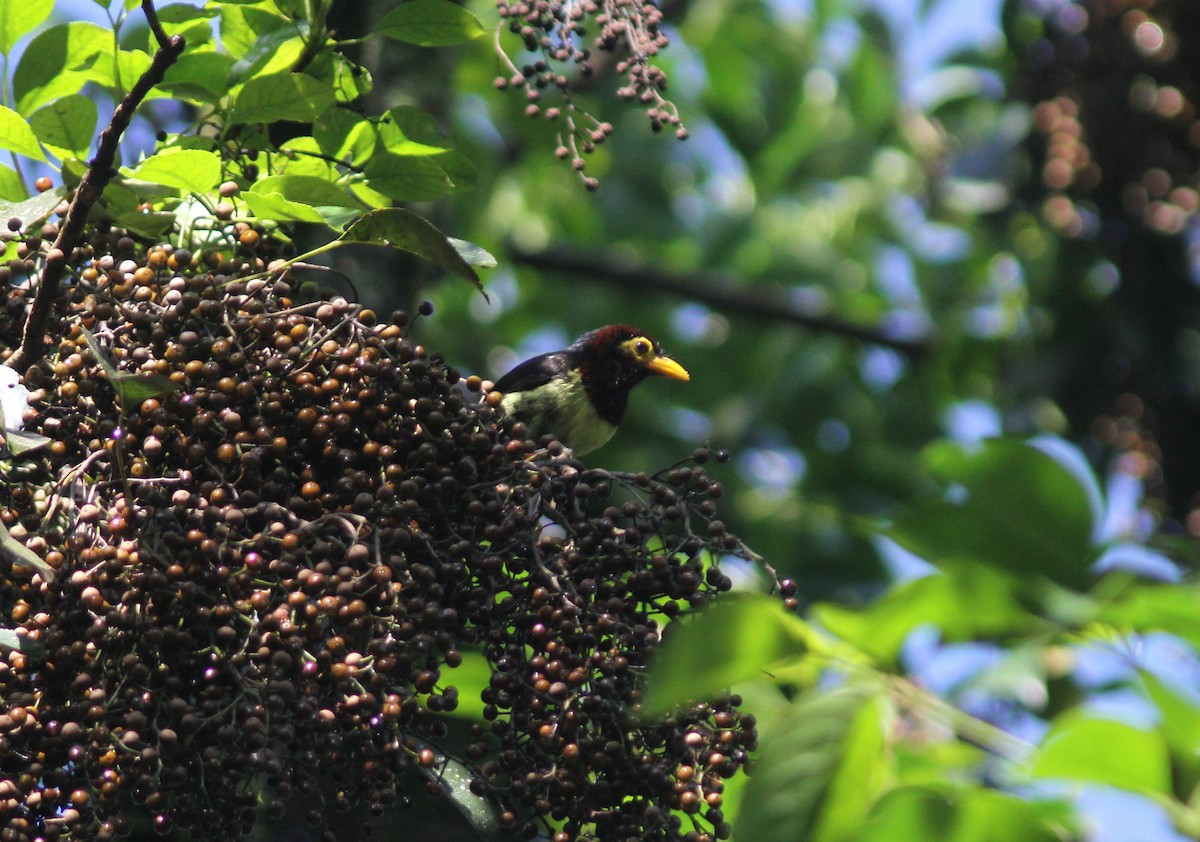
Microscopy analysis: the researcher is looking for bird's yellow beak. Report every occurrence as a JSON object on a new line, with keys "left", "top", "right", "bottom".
{"left": 646, "top": 354, "right": 690, "bottom": 382}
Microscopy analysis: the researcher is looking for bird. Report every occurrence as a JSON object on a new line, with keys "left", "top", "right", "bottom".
{"left": 494, "top": 325, "right": 690, "bottom": 455}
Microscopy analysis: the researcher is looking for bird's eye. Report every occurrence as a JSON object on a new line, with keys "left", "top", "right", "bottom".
{"left": 633, "top": 338, "right": 652, "bottom": 357}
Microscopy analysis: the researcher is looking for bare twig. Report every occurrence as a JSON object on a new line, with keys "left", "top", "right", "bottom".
{"left": 140, "top": 0, "right": 172, "bottom": 50}
{"left": 7, "top": 4, "right": 185, "bottom": 372}
{"left": 508, "top": 243, "right": 932, "bottom": 358}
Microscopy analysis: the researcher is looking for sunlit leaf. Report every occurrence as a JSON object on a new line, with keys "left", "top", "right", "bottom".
{"left": 81, "top": 328, "right": 181, "bottom": 405}
{"left": 229, "top": 72, "right": 337, "bottom": 124}
{"left": 242, "top": 191, "right": 326, "bottom": 223}
{"left": 338, "top": 208, "right": 484, "bottom": 290}
{"left": 378, "top": 0, "right": 485, "bottom": 46}
{"left": 0, "top": 518, "right": 55, "bottom": 582}
{"left": 448, "top": 238, "right": 497, "bottom": 268}
{"left": 13, "top": 22, "right": 112, "bottom": 113}
{"left": 1027, "top": 713, "right": 1171, "bottom": 795}
{"left": 1098, "top": 583, "right": 1200, "bottom": 649}
{"left": 29, "top": 95, "right": 97, "bottom": 161}
{"left": 5, "top": 428, "right": 51, "bottom": 457}
{"left": 155, "top": 2, "right": 219, "bottom": 47}
{"left": 1141, "top": 671, "right": 1200, "bottom": 792}
{"left": 250, "top": 174, "right": 365, "bottom": 210}
{"left": 116, "top": 48, "right": 151, "bottom": 92}
{"left": 407, "top": 735, "right": 500, "bottom": 837}
{"left": 0, "top": 106, "right": 47, "bottom": 162}
{"left": 129, "top": 149, "right": 222, "bottom": 196}
{"left": 887, "top": 439, "right": 1097, "bottom": 590}
{"left": 0, "top": 190, "right": 65, "bottom": 231}
{"left": 157, "top": 52, "right": 239, "bottom": 102}
{"left": 364, "top": 152, "right": 455, "bottom": 201}
{"left": 0, "top": 165, "right": 22, "bottom": 202}
{"left": 314, "top": 108, "right": 375, "bottom": 166}
{"left": 110, "top": 372, "right": 181, "bottom": 404}
{"left": 859, "top": 786, "right": 1071, "bottom": 842}
{"left": 0, "top": 0, "right": 53, "bottom": 56}
{"left": 219, "top": 3, "right": 290, "bottom": 59}
{"left": 641, "top": 595, "right": 815, "bottom": 718}
{"left": 814, "top": 562, "right": 1042, "bottom": 664}
{"left": 737, "top": 687, "right": 887, "bottom": 842}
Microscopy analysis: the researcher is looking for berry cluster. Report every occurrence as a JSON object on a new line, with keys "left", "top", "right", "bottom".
{"left": 0, "top": 217, "right": 757, "bottom": 841}
{"left": 493, "top": 0, "right": 686, "bottom": 187}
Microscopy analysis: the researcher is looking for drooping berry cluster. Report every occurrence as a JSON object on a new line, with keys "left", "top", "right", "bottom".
{"left": 0, "top": 217, "right": 758, "bottom": 841}
{"left": 494, "top": 0, "right": 687, "bottom": 187}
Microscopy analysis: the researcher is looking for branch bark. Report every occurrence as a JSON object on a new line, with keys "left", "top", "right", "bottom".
{"left": 508, "top": 244, "right": 932, "bottom": 359}
{"left": 7, "top": 4, "right": 185, "bottom": 371}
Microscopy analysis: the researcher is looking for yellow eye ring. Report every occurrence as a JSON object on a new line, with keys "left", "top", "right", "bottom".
{"left": 633, "top": 338, "right": 652, "bottom": 356}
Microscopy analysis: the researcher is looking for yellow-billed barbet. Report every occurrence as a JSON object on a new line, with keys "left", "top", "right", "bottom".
{"left": 495, "top": 325, "right": 690, "bottom": 454}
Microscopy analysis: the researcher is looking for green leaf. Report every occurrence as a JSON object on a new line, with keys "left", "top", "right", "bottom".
{"left": 847, "top": 25, "right": 896, "bottom": 132}
{"left": 0, "top": 165, "right": 22, "bottom": 201}
{"left": 154, "top": 3, "right": 218, "bottom": 48}
{"left": 81, "top": 327, "right": 120, "bottom": 383}
{"left": 5, "top": 428, "right": 51, "bottom": 457}
{"left": 737, "top": 687, "right": 886, "bottom": 842}
{"left": 640, "top": 595, "right": 814, "bottom": 718}
{"left": 14, "top": 22, "right": 112, "bottom": 113}
{"left": 859, "top": 786, "right": 1072, "bottom": 842}
{"left": 157, "top": 52, "right": 239, "bottom": 102}
{"left": 1027, "top": 713, "right": 1171, "bottom": 795}
{"left": 111, "top": 209, "right": 178, "bottom": 239}
{"left": 811, "top": 692, "right": 891, "bottom": 841}
{"left": 407, "top": 735, "right": 500, "bottom": 837}
{"left": 888, "top": 439, "right": 1097, "bottom": 589}
{"left": 814, "top": 562, "right": 1040, "bottom": 664}
{"left": 1099, "top": 583, "right": 1200, "bottom": 648}
{"left": 337, "top": 209, "right": 485, "bottom": 291}
{"left": 81, "top": 328, "right": 181, "bottom": 405}
{"left": 29, "top": 95, "right": 98, "bottom": 161}
{"left": 250, "top": 174, "right": 365, "bottom": 210}
{"left": 364, "top": 152, "right": 455, "bottom": 201}
{"left": 272, "top": 137, "right": 337, "bottom": 179}
{"left": 219, "top": 3, "right": 291, "bottom": 59}
{"left": 229, "top": 72, "right": 337, "bottom": 124}
{"left": 110, "top": 373, "right": 181, "bottom": 404}
{"left": 1141, "top": 671, "right": 1200, "bottom": 790}
{"left": 0, "top": 190, "right": 65, "bottom": 231}
{"left": 0, "top": 106, "right": 47, "bottom": 162}
{"left": 0, "top": 627, "right": 44, "bottom": 658}
{"left": 448, "top": 238, "right": 498, "bottom": 268}
{"left": 0, "top": 0, "right": 53, "bottom": 56}
{"left": 0, "top": 517, "right": 55, "bottom": 582}
{"left": 314, "top": 108, "right": 375, "bottom": 166}
{"left": 116, "top": 48, "right": 152, "bottom": 92}
{"left": 129, "top": 149, "right": 222, "bottom": 196}
{"left": 377, "top": 0, "right": 485, "bottom": 46}
{"left": 242, "top": 191, "right": 326, "bottom": 223}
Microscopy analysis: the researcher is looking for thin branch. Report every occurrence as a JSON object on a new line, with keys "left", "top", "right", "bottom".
{"left": 7, "top": 6, "right": 185, "bottom": 372}
{"left": 508, "top": 243, "right": 932, "bottom": 359}
{"left": 141, "top": 0, "right": 173, "bottom": 50}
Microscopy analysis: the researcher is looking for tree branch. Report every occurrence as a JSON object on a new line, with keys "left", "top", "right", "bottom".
{"left": 7, "top": 4, "right": 185, "bottom": 372}
{"left": 508, "top": 244, "right": 932, "bottom": 359}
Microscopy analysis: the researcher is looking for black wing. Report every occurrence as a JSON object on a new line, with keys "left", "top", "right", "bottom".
{"left": 494, "top": 350, "right": 576, "bottom": 393}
